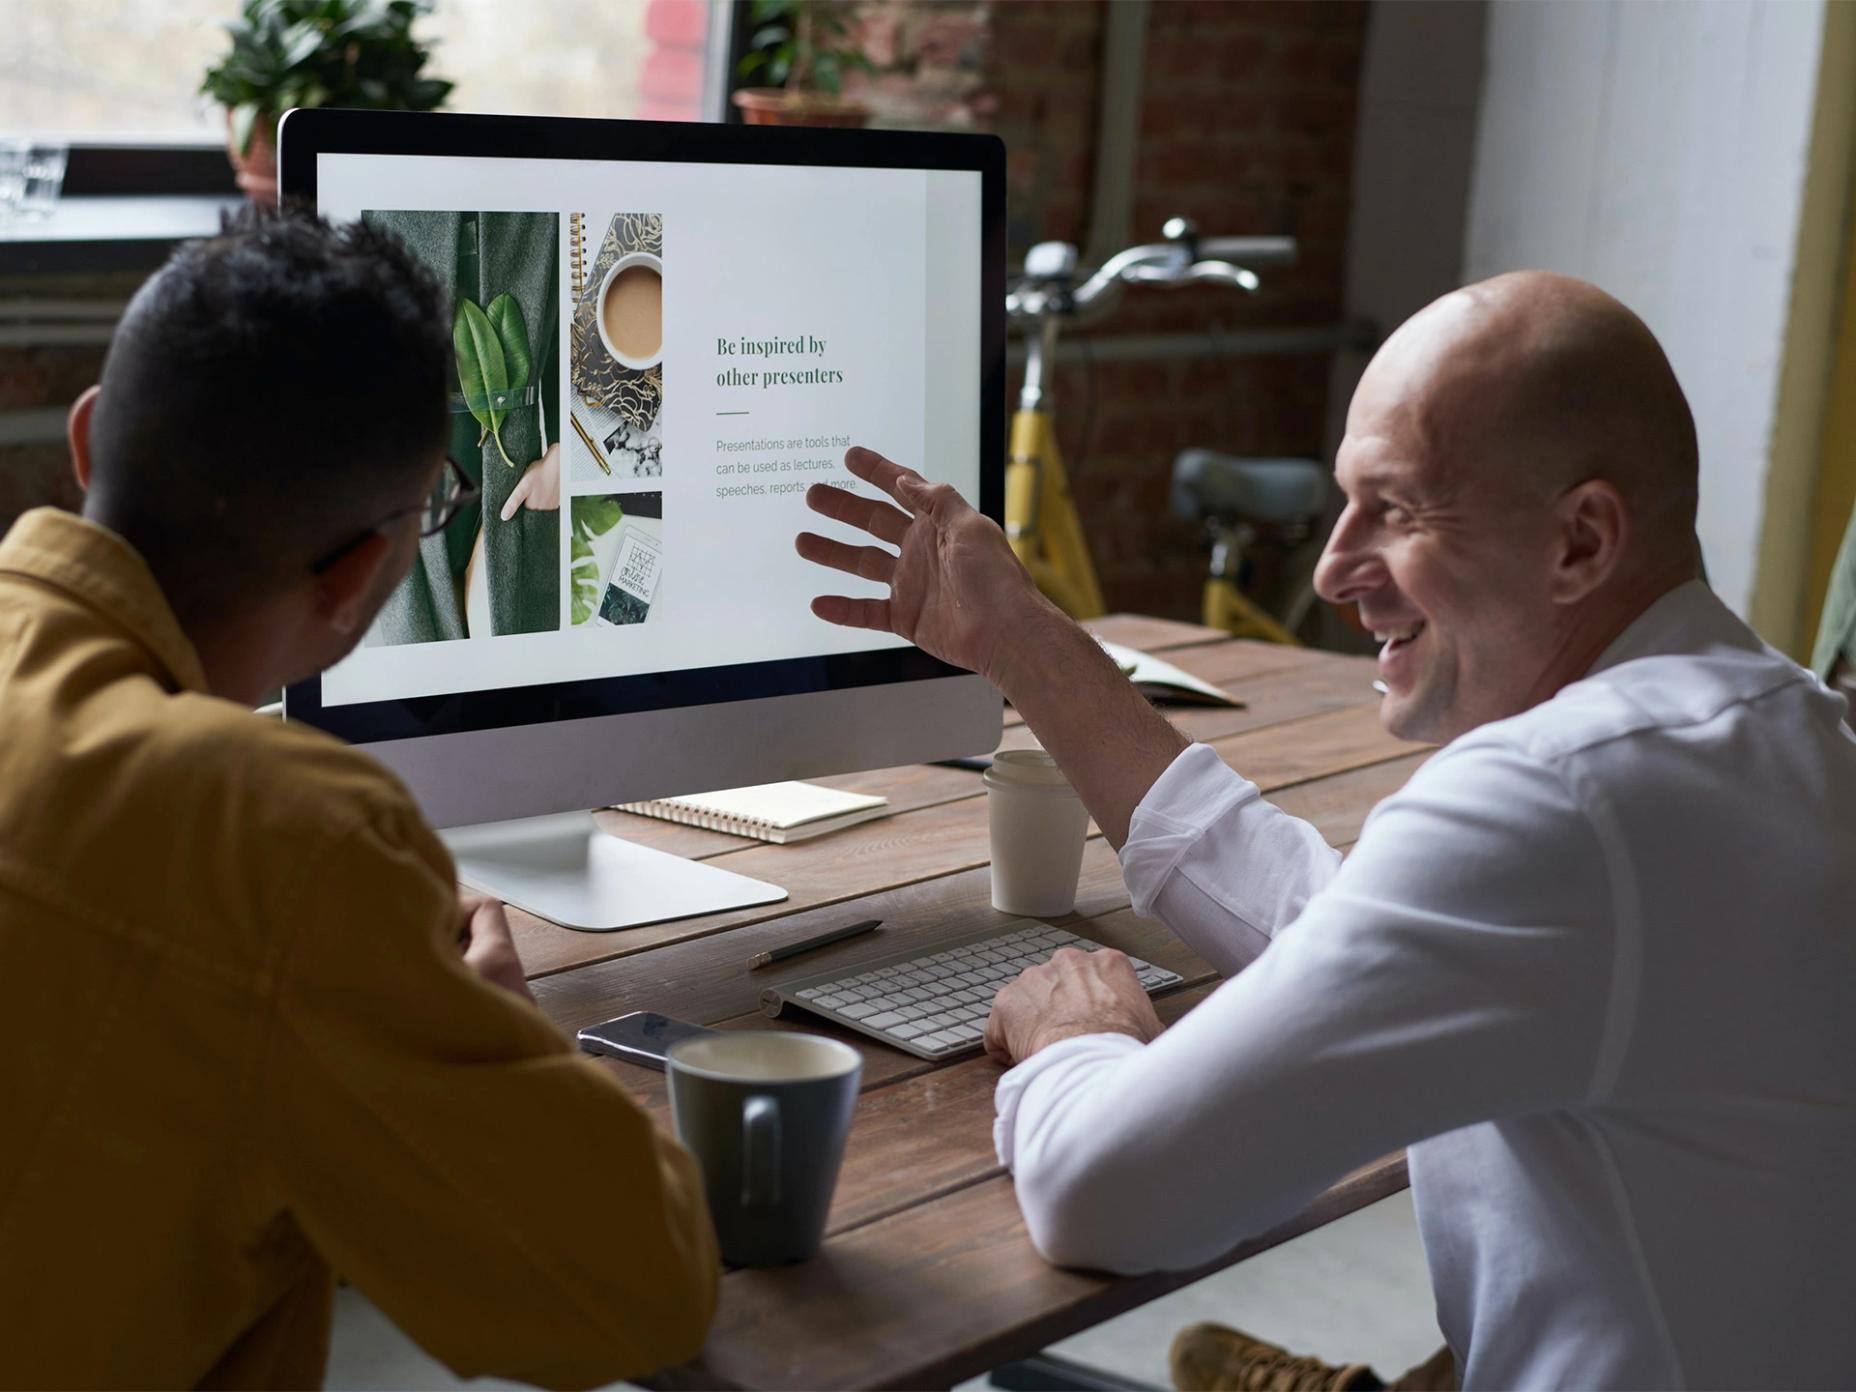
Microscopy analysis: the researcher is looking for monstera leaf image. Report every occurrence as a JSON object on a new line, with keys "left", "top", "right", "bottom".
{"left": 454, "top": 292, "right": 533, "bottom": 468}
{"left": 570, "top": 495, "right": 625, "bottom": 625}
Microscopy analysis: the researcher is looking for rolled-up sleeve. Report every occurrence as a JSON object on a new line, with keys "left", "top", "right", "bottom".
{"left": 1120, "top": 741, "right": 1344, "bottom": 975}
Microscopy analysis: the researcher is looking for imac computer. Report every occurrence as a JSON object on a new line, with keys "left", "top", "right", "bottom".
{"left": 279, "top": 109, "right": 1005, "bottom": 931}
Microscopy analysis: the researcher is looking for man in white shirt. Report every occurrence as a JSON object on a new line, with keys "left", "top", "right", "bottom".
{"left": 797, "top": 271, "right": 1856, "bottom": 1389}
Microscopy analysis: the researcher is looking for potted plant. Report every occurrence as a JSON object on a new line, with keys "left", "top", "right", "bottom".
{"left": 201, "top": 0, "right": 454, "bottom": 201}
{"left": 733, "top": 0, "right": 874, "bottom": 128}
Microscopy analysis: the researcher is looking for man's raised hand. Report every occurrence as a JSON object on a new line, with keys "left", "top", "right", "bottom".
{"left": 796, "top": 446, "right": 1044, "bottom": 684}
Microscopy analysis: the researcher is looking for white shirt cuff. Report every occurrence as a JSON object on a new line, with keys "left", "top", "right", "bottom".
{"left": 1119, "top": 742, "right": 1261, "bottom": 917}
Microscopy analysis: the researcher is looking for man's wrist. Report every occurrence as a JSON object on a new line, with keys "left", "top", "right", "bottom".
{"left": 1025, "top": 1016, "right": 1148, "bottom": 1060}
{"left": 988, "top": 595, "right": 1092, "bottom": 703}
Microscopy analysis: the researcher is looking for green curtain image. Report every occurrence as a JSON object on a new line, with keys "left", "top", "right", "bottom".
{"left": 363, "top": 210, "right": 562, "bottom": 641}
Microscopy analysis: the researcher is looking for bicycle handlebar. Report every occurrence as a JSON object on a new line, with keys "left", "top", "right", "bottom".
{"left": 1007, "top": 223, "right": 1297, "bottom": 324}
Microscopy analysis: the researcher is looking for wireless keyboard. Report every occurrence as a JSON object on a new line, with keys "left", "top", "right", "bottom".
{"left": 760, "top": 919, "right": 1183, "bottom": 1061}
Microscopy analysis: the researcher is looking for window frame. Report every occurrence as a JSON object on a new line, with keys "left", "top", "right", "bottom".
{"left": 26, "top": 3, "right": 740, "bottom": 196}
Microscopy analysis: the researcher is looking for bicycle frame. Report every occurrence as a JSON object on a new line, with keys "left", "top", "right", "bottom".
{"left": 1003, "top": 225, "right": 1300, "bottom": 633}
{"left": 1005, "top": 316, "right": 1106, "bottom": 619}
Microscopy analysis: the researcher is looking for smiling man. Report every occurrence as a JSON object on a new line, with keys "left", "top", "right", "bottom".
{"left": 798, "top": 272, "right": 1856, "bottom": 1389}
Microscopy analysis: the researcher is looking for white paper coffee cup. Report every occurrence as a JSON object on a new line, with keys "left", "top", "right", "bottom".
{"left": 984, "top": 749, "right": 1089, "bottom": 917}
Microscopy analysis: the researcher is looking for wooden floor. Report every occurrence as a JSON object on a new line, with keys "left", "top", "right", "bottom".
{"left": 527, "top": 617, "right": 1430, "bottom": 1391}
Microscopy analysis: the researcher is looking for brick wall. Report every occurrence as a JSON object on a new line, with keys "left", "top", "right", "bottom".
{"left": 1016, "top": 0, "right": 1364, "bottom": 619}
{"left": 0, "top": 270, "right": 119, "bottom": 526}
{"left": 855, "top": 0, "right": 1367, "bottom": 619}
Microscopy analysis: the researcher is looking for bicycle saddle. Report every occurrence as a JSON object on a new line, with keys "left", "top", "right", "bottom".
{"left": 1169, "top": 450, "right": 1330, "bottom": 528}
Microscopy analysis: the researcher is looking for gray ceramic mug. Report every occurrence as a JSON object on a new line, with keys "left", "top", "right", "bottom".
{"left": 666, "top": 1031, "right": 862, "bottom": 1266}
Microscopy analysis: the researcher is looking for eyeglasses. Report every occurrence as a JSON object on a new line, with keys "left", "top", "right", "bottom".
{"left": 310, "top": 457, "right": 480, "bottom": 575}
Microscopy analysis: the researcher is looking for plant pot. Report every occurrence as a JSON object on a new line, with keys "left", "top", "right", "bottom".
{"left": 731, "top": 87, "right": 868, "bottom": 128}
{"left": 224, "top": 109, "right": 278, "bottom": 203}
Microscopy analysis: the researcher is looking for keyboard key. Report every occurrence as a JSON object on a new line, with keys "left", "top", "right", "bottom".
{"left": 797, "top": 987, "right": 824, "bottom": 999}
{"left": 840, "top": 1003, "right": 877, "bottom": 1020}
{"left": 865, "top": 1012, "right": 906, "bottom": 1029}
{"left": 891, "top": 1023, "right": 924, "bottom": 1040}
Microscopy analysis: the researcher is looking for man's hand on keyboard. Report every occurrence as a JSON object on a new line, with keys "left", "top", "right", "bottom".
{"left": 984, "top": 946, "right": 1164, "bottom": 1067}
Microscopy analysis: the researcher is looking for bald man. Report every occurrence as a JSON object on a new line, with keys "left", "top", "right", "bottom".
{"left": 797, "top": 272, "right": 1856, "bottom": 1389}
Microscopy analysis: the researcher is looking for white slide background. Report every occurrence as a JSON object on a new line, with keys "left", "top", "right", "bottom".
{"left": 316, "top": 153, "right": 979, "bottom": 706}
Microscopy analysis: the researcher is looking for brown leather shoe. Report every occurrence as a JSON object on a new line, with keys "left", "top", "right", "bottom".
{"left": 1170, "top": 1322, "right": 1380, "bottom": 1391}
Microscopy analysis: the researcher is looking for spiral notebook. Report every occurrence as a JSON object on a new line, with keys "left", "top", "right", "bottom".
{"left": 616, "top": 782, "right": 890, "bottom": 844}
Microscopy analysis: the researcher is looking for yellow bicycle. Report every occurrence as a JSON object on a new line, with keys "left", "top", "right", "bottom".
{"left": 1004, "top": 219, "right": 1320, "bottom": 642}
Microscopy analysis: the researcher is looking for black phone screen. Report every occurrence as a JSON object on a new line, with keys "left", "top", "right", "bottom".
{"left": 577, "top": 1011, "right": 716, "bottom": 1070}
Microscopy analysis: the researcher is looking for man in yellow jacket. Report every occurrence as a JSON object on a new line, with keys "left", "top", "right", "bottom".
{"left": 0, "top": 206, "right": 718, "bottom": 1389}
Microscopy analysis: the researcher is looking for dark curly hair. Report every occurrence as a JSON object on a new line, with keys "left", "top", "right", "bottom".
{"left": 86, "top": 201, "right": 452, "bottom": 619}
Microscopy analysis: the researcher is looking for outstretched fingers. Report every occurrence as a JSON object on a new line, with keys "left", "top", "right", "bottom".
{"left": 795, "top": 532, "right": 898, "bottom": 585}
{"left": 844, "top": 446, "right": 935, "bottom": 513}
{"left": 810, "top": 594, "right": 895, "bottom": 632}
{"left": 805, "top": 481, "right": 912, "bottom": 547}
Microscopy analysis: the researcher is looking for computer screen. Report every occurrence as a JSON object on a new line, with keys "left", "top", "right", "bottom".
{"left": 279, "top": 112, "right": 1003, "bottom": 848}
{"left": 284, "top": 113, "right": 999, "bottom": 727}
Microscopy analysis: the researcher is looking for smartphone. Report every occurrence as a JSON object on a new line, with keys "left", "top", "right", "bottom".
{"left": 577, "top": 1011, "right": 715, "bottom": 1070}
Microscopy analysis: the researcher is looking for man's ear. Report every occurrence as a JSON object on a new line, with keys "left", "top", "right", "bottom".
{"left": 67, "top": 386, "right": 101, "bottom": 493}
{"left": 312, "top": 530, "right": 394, "bottom": 637}
{"left": 1551, "top": 478, "right": 1627, "bottom": 605}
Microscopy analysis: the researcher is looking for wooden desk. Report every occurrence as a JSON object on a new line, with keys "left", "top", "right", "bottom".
{"left": 529, "top": 618, "right": 1428, "bottom": 1390}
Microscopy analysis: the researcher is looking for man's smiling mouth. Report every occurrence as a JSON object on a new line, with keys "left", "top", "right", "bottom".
{"left": 1372, "top": 621, "right": 1426, "bottom": 653}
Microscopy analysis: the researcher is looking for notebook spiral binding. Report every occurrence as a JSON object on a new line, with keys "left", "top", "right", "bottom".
{"left": 569, "top": 211, "right": 587, "bottom": 301}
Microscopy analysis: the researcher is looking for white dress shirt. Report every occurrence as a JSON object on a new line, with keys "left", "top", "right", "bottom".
{"left": 995, "top": 582, "right": 1856, "bottom": 1389}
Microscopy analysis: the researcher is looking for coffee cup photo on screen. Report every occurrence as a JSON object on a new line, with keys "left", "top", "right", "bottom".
{"left": 569, "top": 211, "right": 664, "bottom": 486}
{"left": 571, "top": 492, "right": 663, "bottom": 628}
{"left": 359, "top": 209, "right": 562, "bottom": 643}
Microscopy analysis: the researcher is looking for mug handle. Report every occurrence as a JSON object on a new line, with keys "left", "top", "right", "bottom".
{"left": 741, "top": 1094, "right": 781, "bottom": 1208}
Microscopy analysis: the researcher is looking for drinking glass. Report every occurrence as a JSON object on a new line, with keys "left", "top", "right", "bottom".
{"left": 18, "top": 142, "right": 68, "bottom": 219}
{"left": 0, "top": 141, "right": 28, "bottom": 225}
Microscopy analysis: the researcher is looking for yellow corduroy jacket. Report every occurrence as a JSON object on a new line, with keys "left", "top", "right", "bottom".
{"left": 0, "top": 508, "right": 719, "bottom": 1390}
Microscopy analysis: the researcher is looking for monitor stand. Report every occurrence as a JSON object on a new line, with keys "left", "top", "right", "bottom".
{"left": 441, "top": 812, "right": 787, "bottom": 933}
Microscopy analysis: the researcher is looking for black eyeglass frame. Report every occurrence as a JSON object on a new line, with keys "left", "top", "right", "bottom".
{"left": 310, "top": 456, "right": 480, "bottom": 575}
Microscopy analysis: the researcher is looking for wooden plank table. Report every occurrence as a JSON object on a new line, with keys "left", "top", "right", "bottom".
{"left": 528, "top": 617, "right": 1428, "bottom": 1390}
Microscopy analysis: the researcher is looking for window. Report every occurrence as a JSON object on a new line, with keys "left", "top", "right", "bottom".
{"left": 0, "top": 0, "right": 721, "bottom": 143}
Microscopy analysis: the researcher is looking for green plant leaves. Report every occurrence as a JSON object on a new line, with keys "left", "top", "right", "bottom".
{"left": 453, "top": 296, "right": 511, "bottom": 466}
{"left": 201, "top": 0, "right": 454, "bottom": 115}
{"left": 487, "top": 292, "right": 532, "bottom": 397}
{"left": 736, "top": 0, "right": 866, "bottom": 92}
{"left": 454, "top": 293, "right": 535, "bottom": 469}
{"left": 570, "top": 496, "right": 626, "bottom": 624}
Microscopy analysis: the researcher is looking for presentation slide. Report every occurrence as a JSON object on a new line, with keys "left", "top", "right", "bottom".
{"left": 315, "top": 153, "right": 981, "bottom": 707}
